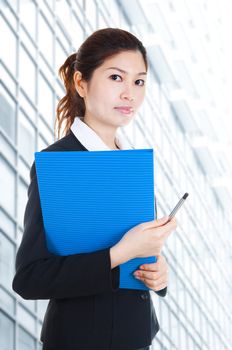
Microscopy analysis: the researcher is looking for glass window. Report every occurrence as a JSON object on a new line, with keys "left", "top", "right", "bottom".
{"left": 0, "top": 208, "right": 15, "bottom": 239}
{"left": 134, "top": 123, "right": 149, "bottom": 148}
{"left": 55, "top": 21, "right": 71, "bottom": 53}
{"left": 17, "top": 179, "right": 28, "bottom": 229}
{"left": 0, "top": 233, "right": 15, "bottom": 290}
{"left": 85, "top": 0, "right": 97, "bottom": 29}
{"left": 37, "top": 135, "right": 49, "bottom": 152}
{"left": 55, "top": 39, "right": 68, "bottom": 77}
{"left": 0, "top": 60, "right": 17, "bottom": 97}
{"left": 20, "top": 28, "right": 37, "bottom": 61}
{"left": 20, "top": 0, "right": 36, "bottom": 39}
{"left": 18, "top": 327, "right": 36, "bottom": 350}
{"left": 19, "top": 297, "right": 35, "bottom": 314}
{"left": 186, "top": 291, "right": 194, "bottom": 323}
{"left": 19, "top": 46, "right": 36, "bottom": 103}
{"left": 0, "top": 311, "right": 14, "bottom": 350}
{"left": 18, "top": 110, "right": 35, "bottom": 164}
{"left": 38, "top": 13, "right": 54, "bottom": 64}
{"left": 0, "top": 90, "right": 16, "bottom": 142}
{"left": 37, "top": 300, "right": 48, "bottom": 321}
{"left": 70, "top": 15, "right": 84, "bottom": 49}
{"left": 18, "top": 305, "right": 36, "bottom": 334}
{"left": 0, "top": 134, "right": 16, "bottom": 165}
{"left": 18, "top": 90, "right": 36, "bottom": 122}
{"left": 37, "top": 322, "right": 42, "bottom": 341}
{"left": 179, "top": 324, "right": 188, "bottom": 350}
{"left": 56, "top": 0, "right": 72, "bottom": 33}
{"left": 167, "top": 263, "right": 178, "bottom": 294}
{"left": 159, "top": 299, "right": 170, "bottom": 330}
{"left": 38, "top": 74, "right": 54, "bottom": 126}
{"left": 17, "top": 227, "right": 23, "bottom": 248}
{"left": 0, "top": 1, "right": 17, "bottom": 27}
{"left": 56, "top": 0, "right": 84, "bottom": 48}
{"left": 170, "top": 311, "right": 180, "bottom": 346}
{"left": 0, "top": 286, "right": 14, "bottom": 315}
{"left": 18, "top": 157, "right": 30, "bottom": 184}
{"left": 38, "top": 117, "right": 54, "bottom": 146}
{"left": 0, "top": 18, "right": 17, "bottom": 75}
{"left": 153, "top": 115, "right": 162, "bottom": 150}
{"left": 38, "top": 0, "right": 53, "bottom": 26}
{"left": 0, "top": 158, "right": 16, "bottom": 216}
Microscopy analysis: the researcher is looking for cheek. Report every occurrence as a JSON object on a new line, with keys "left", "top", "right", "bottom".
{"left": 90, "top": 83, "right": 114, "bottom": 105}
{"left": 135, "top": 89, "right": 146, "bottom": 106}
{"left": 85, "top": 88, "right": 103, "bottom": 111}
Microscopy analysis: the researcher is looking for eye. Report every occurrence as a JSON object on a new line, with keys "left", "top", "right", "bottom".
{"left": 109, "top": 74, "right": 122, "bottom": 81}
{"left": 135, "top": 79, "right": 145, "bottom": 86}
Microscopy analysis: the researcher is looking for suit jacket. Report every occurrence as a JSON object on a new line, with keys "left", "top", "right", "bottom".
{"left": 12, "top": 130, "right": 167, "bottom": 350}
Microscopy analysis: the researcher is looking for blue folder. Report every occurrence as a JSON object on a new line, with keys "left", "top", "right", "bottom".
{"left": 35, "top": 149, "right": 157, "bottom": 291}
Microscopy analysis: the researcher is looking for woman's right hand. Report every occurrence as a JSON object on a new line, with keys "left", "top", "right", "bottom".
{"left": 118, "top": 216, "right": 177, "bottom": 259}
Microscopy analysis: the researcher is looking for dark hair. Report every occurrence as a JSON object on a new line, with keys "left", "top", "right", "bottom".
{"left": 55, "top": 28, "right": 148, "bottom": 139}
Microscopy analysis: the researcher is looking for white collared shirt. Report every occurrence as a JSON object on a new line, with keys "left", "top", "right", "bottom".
{"left": 70, "top": 116, "right": 133, "bottom": 151}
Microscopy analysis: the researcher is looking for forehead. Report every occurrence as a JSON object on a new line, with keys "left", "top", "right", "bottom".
{"left": 99, "top": 50, "right": 147, "bottom": 73}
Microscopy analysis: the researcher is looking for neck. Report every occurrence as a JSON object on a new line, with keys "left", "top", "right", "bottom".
{"left": 82, "top": 115, "right": 119, "bottom": 150}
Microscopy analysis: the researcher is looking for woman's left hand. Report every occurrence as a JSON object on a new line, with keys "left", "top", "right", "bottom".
{"left": 133, "top": 254, "right": 168, "bottom": 291}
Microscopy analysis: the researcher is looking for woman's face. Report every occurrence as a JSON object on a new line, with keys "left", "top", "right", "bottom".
{"left": 76, "top": 50, "right": 147, "bottom": 129}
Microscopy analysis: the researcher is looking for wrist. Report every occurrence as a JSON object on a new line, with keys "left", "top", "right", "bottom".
{"left": 110, "top": 242, "right": 134, "bottom": 269}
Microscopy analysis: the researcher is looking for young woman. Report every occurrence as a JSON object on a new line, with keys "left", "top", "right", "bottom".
{"left": 12, "top": 28, "right": 177, "bottom": 350}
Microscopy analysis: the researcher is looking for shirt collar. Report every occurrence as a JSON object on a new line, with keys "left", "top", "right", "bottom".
{"left": 70, "top": 116, "right": 133, "bottom": 151}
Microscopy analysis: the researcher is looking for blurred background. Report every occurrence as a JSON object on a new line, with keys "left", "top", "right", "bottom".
{"left": 0, "top": 0, "right": 232, "bottom": 349}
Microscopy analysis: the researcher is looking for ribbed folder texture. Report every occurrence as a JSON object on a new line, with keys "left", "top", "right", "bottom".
{"left": 35, "top": 149, "right": 157, "bottom": 290}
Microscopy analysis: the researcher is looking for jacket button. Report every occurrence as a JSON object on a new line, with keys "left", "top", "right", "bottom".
{"left": 140, "top": 293, "right": 148, "bottom": 300}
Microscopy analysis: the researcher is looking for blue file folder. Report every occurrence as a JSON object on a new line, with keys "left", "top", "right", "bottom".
{"left": 35, "top": 149, "right": 157, "bottom": 291}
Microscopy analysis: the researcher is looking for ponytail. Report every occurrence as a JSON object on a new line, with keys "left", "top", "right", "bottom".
{"left": 55, "top": 53, "right": 85, "bottom": 139}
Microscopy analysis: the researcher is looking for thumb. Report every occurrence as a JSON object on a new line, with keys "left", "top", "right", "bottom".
{"left": 144, "top": 216, "right": 169, "bottom": 229}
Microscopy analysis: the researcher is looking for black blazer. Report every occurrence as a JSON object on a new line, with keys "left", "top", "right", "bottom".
{"left": 12, "top": 130, "right": 167, "bottom": 350}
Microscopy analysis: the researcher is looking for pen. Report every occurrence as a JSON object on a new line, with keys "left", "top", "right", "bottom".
{"left": 168, "top": 192, "right": 189, "bottom": 221}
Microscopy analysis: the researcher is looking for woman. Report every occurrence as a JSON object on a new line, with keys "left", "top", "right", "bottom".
{"left": 12, "top": 28, "right": 177, "bottom": 350}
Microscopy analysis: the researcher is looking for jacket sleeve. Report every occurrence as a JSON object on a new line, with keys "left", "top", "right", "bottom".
{"left": 12, "top": 162, "right": 120, "bottom": 300}
{"left": 154, "top": 287, "right": 167, "bottom": 297}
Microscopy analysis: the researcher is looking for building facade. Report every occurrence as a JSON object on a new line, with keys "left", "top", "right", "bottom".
{"left": 0, "top": 0, "right": 231, "bottom": 349}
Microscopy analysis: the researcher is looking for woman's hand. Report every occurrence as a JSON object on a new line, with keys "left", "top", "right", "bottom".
{"left": 118, "top": 216, "right": 177, "bottom": 260}
{"left": 133, "top": 255, "right": 168, "bottom": 292}
{"left": 110, "top": 217, "right": 177, "bottom": 269}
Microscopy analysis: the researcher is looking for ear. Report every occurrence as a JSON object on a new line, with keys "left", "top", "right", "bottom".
{"left": 73, "top": 71, "right": 87, "bottom": 98}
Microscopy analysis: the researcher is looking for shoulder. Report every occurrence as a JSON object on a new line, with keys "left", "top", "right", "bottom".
{"left": 42, "top": 130, "right": 87, "bottom": 152}
{"left": 30, "top": 130, "right": 87, "bottom": 180}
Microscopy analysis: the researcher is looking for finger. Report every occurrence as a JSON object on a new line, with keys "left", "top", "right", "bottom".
{"left": 134, "top": 270, "right": 159, "bottom": 281}
{"left": 160, "top": 218, "right": 177, "bottom": 233}
{"left": 155, "top": 219, "right": 177, "bottom": 238}
{"left": 140, "top": 263, "right": 158, "bottom": 271}
{"left": 141, "top": 277, "right": 167, "bottom": 291}
{"left": 142, "top": 216, "right": 169, "bottom": 230}
{"left": 135, "top": 270, "right": 168, "bottom": 283}
{"left": 140, "top": 255, "right": 166, "bottom": 272}
{"left": 146, "top": 275, "right": 167, "bottom": 289}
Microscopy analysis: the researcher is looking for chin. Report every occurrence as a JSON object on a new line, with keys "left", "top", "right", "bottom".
{"left": 117, "top": 118, "right": 134, "bottom": 128}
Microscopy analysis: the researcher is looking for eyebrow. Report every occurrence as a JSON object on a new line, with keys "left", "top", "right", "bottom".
{"left": 105, "top": 67, "right": 147, "bottom": 76}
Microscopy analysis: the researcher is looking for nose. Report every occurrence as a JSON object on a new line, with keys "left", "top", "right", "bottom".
{"left": 120, "top": 85, "right": 135, "bottom": 102}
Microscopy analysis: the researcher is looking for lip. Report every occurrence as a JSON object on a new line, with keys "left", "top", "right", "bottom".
{"left": 114, "top": 106, "right": 134, "bottom": 114}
